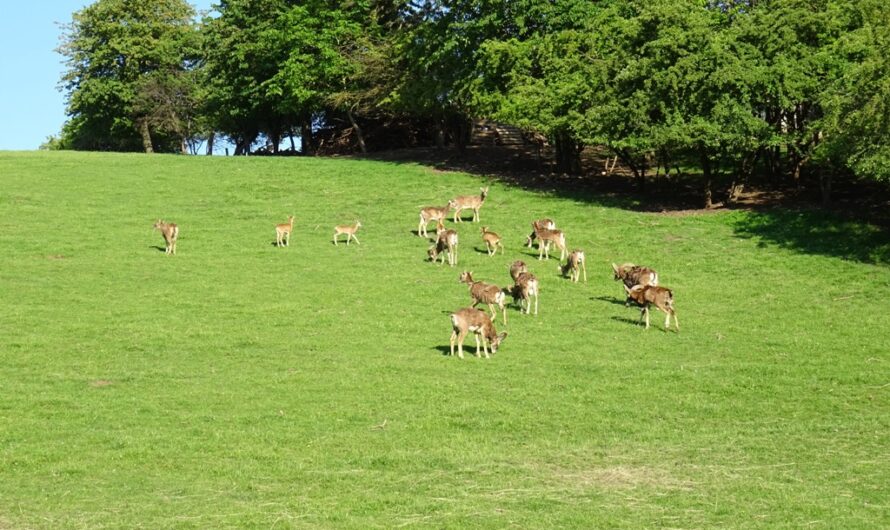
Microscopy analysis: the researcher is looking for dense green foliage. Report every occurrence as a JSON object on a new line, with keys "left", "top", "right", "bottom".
{"left": 56, "top": 0, "right": 890, "bottom": 200}
{"left": 1, "top": 151, "right": 889, "bottom": 527}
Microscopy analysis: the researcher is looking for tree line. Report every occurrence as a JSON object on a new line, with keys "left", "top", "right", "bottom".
{"left": 52, "top": 0, "right": 890, "bottom": 206}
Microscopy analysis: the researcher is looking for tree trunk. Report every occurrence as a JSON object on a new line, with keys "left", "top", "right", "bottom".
{"left": 206, "top": 132, "right": 215, "bottom": 155}
{"left": 434, "top": 122, "right": 445, "bottom": 149}
{"left": 820, "top": 170, "right": 832, "bottom": 206}
{"left": 555, "top": 133, "right": 582, "bottom": 174}
{"left": 702, "top": 153, "right": 713, "bottom": 209}
{"left": 180, "top": 137, "right": 188, "bottom": 155}
{"left": 139, "top": 120, "right": 153, "bottom": 154}
{"left": 347, "top": 108, "right": 367, "bottom": 154}
{"left": 301, "top": 122, "right": 314, "bottom": 155}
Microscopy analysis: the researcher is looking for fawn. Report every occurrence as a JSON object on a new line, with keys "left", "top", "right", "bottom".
{"left": 153, "top": 220, "right": 179, "bottom": 255}
{"left": 533, "top": 227, "right": 567, "bottom": 261}
{"left": 526, "top": 218, "right": 555, "bottom": 248}
{"left": 459, "top": 271, "right": 507, "bottom": 325}
{"left": 418, "top": 200, "right": 456, "bottom": 238}
{"left": 333, "top": 221, "right": 362, "bottom": 246}
{"left": 509, "top": 260, "right": 539, "bottom": 315}
{"left": 480, "top": 226, "right": 503, "bottom": 256}
{"left": 560, "top": 249, "right": 587, "bottom": 282}
{"left": 452, "top": 187, "right": 489, "bottom": 223}
{"left": 428, "top": 229, "right": 459, "bottom": 266}
{"left": 275, "top": 215, "right": 294, "bottom": 247}
{"left": 449, "top": 307, "right": 507, "bottom": 359}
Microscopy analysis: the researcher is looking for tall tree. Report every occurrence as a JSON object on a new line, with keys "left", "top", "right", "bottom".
{"left": 58, "top": 0, "right": 200, "bottom": 152}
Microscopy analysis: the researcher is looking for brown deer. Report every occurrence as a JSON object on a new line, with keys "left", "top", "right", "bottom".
{"left": 560, "top": 249, "right": 587, "bottom": 282}
{"left": 449, "top": 307, "right": 507, "bottom": 359}
{"left": 459, "top": 271, "right": 507, "bottom": 325}
{"left": 418, "top": 200, "right": 456, "bottom": 238}
{"left": 275, "top": 215, "right": 294, "bottom": 247}
{"left": 452, "top": 186, "right": 489, "bottom": 223}
{"left": 526, "top": 218, "right": 555, "bottom": 248}
{"left": 428, "top": 229, "right": 458, "bottom": 266}
{"left": 612, "top": 263, "right": 659, "bottom": 303}
{"left": 534, "top": 227, "right": 567, "bottom": 261}
{"left": 624, "top": 284, "right": 679, "bottom": 331}
{"left": 509, "top": 260, "right": 539, "bottom": 315}
{"left": 480, "top": 226, "right": 503, "bottom": 256}
{"left": 153, "top": 220, "right": 179, "bottom": 255}
{"left": 333, "top": 221, "right": 362, "bottom": 246}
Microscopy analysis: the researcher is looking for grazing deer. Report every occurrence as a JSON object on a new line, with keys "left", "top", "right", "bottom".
{"left": 459, "top": 271, "right": 507, "bottom": 325}
{"left": 480, "top": 226, "right": 503, "bottom": 256}
{"left": 153, "top": 220, "right": 179, "bottom": 255}
{"left": 418, "top": 200, "right": 456, "bottom": 238}
{"left": 509, "top": 260, "right": 539, "bottom": 315}
{"left": 612, "top": 263, "right": 659, "bottom": 303}
{"left": 526, "top": 218, "right": 556, "bottom": 248}
{"left": 624, "top": 284, "right": 679, "bottom": 331}
{"left": 333, "top": 221, "right": 362, "bottom": 246}
{"left": 534, "top": 227, "right": 567, "bottom": 261}
{"left": 452, "top": 186, "right": 489, "bottom": 223}
{"left": 449, "top": 307, "right": 507, "bottom": 359}
{"left": 275, "top": 215, "right": 294, "bottom": 247}
{"left": 428, "top": 229, "right": 458, "bottom": 266}
{"left": 560, "top": 249, "right": 587, "bottom": 282}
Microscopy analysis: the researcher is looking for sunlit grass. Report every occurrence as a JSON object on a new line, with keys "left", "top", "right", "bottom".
{"left": 1, "top": 151, "right": 888, "bottom": 528}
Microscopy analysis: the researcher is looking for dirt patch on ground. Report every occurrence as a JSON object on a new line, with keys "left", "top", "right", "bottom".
{"left": 89, "top": 379, "right": 113, "bottom": 388}
{"left": 46, "top": 254, "right": 67, "bottom": 260}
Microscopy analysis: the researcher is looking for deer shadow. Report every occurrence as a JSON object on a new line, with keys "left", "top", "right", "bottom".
{"left": 592, "top": 295, "right": 630, "bottom": 307}
{"left": 149, "top": 245, "right": 167, "bottom": 253}
{"left": 610, "top": 315, "right": 644, "bottom": 327}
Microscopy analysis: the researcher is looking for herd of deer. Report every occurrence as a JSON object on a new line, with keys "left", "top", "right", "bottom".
{"left": 152, "top": 184, "right": 678, "bottom": 361}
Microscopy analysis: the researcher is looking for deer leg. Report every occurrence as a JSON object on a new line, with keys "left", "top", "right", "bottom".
{"left": 450, "top": 330, "right": 457, "bottom": 356}
{"left": 665, "top": 311, "right": 671, "bottom": 331}
{"left": 482, "top": 337, "right": 490, "bottom": 359}
{"left": 488, "top": 303, "right": 496, "bottom": 320}
{"left": 352, "top": 234, "right": 360, "bottom": 245}
{"left": 333, "top": 234, "right": 338, "bottom": 245}
{"left": 457, "top": 330, "right": 467, "bottom": 359}
{"left": 582, "top": 263, "right": 587, "bottom": 283}
{"left": 534, "top": 294, "right": 538, "bottom": 315}
{"left": 474, "top": 334, "right": 482, "bottom": 358}
{"left": 644, "top": 307, "right": 651, "bottom": 329}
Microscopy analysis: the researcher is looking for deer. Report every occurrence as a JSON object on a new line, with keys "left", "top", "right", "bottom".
{"left": 275, "top": 215, "right": 294, "bottom": 247}
{"left": 560, "top": 249, "right": 587, "bottom": 282}
{"left": 509, "top": 260, "right": 539, "bottom": 315}
{"left": 428, "top": 229, "right": 458, "bottom": 266}
{"left": 333, "top": 221, "right": 361, "bottom": 246}
{"left": 459, "top": 271, "right": 507, "bottom": 325}
{"left": 480, "top": 226, "right": 503, "bottom": 256}
{"left": 612, "top": 263, "right": 659, "bottom": 304}
{"left": 526, "top": 218, "right": 556, "bottom": 248}
{"left": 418, "top": 200, "right": 456, "bottom": 238}
{"left": 153, "top": 220, "right": 179, "bottom": 255}
{"left": 452, "top": 186, "right": 489, "bottom": 223}
{"left": 624, "top": 284, "right": 679, "bottom": 331}
{"left": 533, "top": 226, "right": 567, "bottom": 261}
{"left": 449, "top": 307, "right": 507, "bottom": 359}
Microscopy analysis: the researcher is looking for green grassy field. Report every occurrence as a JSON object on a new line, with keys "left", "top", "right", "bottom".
{"left": 1, "top": 151, "right": 888, "bottom": 528}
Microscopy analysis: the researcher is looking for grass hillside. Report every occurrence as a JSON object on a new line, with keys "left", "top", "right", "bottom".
{"left": 1, "top": 151, "right": 888, "bottom": 528}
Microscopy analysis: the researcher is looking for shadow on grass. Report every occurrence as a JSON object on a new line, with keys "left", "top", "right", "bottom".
{"left": 149, "top": 245, "right": 167, "bottom": 253}
{"left": 610, "top": 315, "right": 643, "bottom": 327}
{"left": 731, "top": 208, "right": 890, "bottom": 265}
{"left": 592, "top": 295, "right": 628, "bottom": 307}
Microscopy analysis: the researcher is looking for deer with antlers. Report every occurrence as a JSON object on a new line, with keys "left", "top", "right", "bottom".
{"left": 452, "top": 186, "right": 489, "bottom": 223}
{"left": 509, "top": 260, "right": 539, "bottom": 315}
{"left": 428, "top": 229, "right": 458, "bottom": 266}
{"left": 153, "top": 220, "right": 179, "bottom": 255}
{"left": 459, "top": 271, "right": 507, "bottom": 325}
{"left": 480, "top": 226, "right": 503, "bottom": 256}
{"left": 333, "top": 221, "right": 362, "bottom": 246}
{"left": 418, "top": 200, "right": 456, "bottom": 238}
{"left": 612, "top": 263, "right": 659, "bottom": 303}
{"left": 275, "top": 215, "right": 294, "bottom": 247}
{"left": 448, "top": 307, "right": 507, "bottom": 359}
{"left": 560, "top": 249, "right": 587, "bottom": 282}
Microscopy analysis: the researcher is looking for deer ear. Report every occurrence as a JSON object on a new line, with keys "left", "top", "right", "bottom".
{"left": 498, "top": 332, "right": 507, "bottom": 341}
{"left": 623, "top": 284, "right": 633, "bottom": 294}
{"left": 611, "top": 262, "right": 619, "bottom": 273}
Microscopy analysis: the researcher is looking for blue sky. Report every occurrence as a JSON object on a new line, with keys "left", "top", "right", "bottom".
{"left": 0, "top": 1, "right": 212, "bottom": 151}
